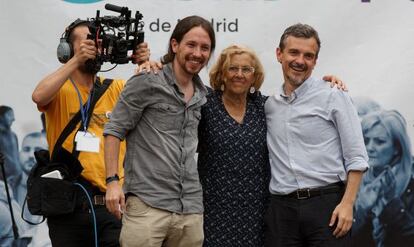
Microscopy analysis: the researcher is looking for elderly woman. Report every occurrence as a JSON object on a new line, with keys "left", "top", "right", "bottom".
{"left": 138, "top": 44, "right": 345, "bottom": 247}
{"left": 197, "top": 45, "right": 270, "bottom": 247}
{"left": 353, "top": 110, "right": 414, "bottom": 247}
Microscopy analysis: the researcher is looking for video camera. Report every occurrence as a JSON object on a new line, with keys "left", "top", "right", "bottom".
{"left": 88, "top": 3, "right": 145, "bottom": 65}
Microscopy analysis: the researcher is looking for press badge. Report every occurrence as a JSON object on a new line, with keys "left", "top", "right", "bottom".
{"left": 75, "top": 131, "right": 100, "bottom": 153}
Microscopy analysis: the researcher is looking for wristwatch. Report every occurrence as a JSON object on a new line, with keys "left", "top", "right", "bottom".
{"left": 106, "top": 174, "right": 120, "bottom": 184}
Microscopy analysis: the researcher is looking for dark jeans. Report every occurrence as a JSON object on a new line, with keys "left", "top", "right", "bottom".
{"left": 47, "top": 184, "right": 121, "bottom": 247}
{"left": 264, "top": 189, "right": 350, "bottom": 247}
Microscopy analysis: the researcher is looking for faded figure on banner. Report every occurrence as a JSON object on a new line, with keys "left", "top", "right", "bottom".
{"left": 0, "top": 106, "right": 31, "bottom": 247}
{"left": 353, "top": 110, "right": 414, "bottom": 247}
{"left": 0, "top": 176, "right": 29, "bottom": 247}
{"left": 352, "top": 96, "right": 382, "bottom": 119}
{"left": 0, "top": 106, "right": 21, "bottom": 188}
{"left": 15, "top": 131, "right": 52, "bottom": 247}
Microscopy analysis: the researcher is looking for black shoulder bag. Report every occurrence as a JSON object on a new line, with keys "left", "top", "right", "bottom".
{"left": 23, "top": 78, "right": 113, "bottom": 223}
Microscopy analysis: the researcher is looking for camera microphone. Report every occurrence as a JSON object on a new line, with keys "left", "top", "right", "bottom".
{"left": 105, "top": 4, "right": 128, "bottom": 15}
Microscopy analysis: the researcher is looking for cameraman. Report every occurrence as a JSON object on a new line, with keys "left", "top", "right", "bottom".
{"left": 31, "top": 19, "right": 149, "bottom": 247}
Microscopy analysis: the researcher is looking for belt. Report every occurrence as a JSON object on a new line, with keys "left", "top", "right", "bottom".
{"left": 77, "top": 194, "right": 106, "bottom": 212}
{"left": 273, "top": 182, "right": 344, "bottom": 200}
{"left": 93, "top": 195, "right": 106, "bottom": 206}
{"left": 75, "top": 177, "right": 106, "bottom": 206}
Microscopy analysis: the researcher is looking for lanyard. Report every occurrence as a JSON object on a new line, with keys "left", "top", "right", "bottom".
{"left": 69, "top": 77, "right": 94, "bottom": 132}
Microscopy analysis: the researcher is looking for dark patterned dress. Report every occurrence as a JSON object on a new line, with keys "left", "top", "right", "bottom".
{"left": 198, "top": 90, "right": 270, "bottom": 247}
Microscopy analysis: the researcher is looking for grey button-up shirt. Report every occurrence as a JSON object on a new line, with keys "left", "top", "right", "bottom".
{"left": 265, "top": 77, "right": 369, "bottom": 195}
{"left": 104, "top": 63, "right": 207, "bottom": 214}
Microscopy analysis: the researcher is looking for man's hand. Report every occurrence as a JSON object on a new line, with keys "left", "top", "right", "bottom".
{"left": 73, "top": 39, "right": 97, "bottom": 66}
{"left": 105, "top": 181, "right": 125, "bottom": 220}
{"left": 329, "top": 201, "right": 354, "bottom": 238}
{"left": 133, "top": 42, "right": 150, "bottom": 65}
{"left": 323, "top": 75, "right": 348, "bottom": 91}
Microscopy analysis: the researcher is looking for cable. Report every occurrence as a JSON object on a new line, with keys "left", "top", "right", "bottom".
{"left": 100, "top": 64, "right": 118, "bottom": 72}
{"left": 21, "top": 197, "right": 45, "bottom": 225}
{"left": 74, "top": 183, "right": 98, "bottom": 247}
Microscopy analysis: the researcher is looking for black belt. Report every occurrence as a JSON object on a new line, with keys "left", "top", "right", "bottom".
{"left": 273, "top": 182, "right": 344, "bottom": 200}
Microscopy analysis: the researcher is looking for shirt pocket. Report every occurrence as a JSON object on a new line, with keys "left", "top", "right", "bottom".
{"left": 293, "top": 115, "right": 335, "bottom": 146}
{"left": 146, "top": 103, "right": 181, "bottom": 131}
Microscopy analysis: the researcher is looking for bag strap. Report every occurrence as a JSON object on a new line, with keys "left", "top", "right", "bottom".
{"left": 51, "top": 78, "right": 113, "bottom": 160}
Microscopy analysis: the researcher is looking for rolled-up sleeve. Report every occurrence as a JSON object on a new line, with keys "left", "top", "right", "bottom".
{"left": 104, "top": 74, "right": 152, "bottom": 140}
{"left": 330, "top": 90, "right": 369, "bottom": 173}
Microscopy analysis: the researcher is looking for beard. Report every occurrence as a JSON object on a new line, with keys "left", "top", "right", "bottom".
{"left": 182, "top": 54, "right": 206, "bottom": 75}
{"left": 22, "top": 160, "right": 35, "bottom": 174}
{"left": 80, "top": 59, "right": 101, "bottom": 74}
{"left": 287, "top": 61, "right": 309, "bottom": 85}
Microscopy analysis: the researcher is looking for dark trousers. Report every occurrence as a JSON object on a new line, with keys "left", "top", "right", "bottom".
{"left": 264, "top": 189, "right": 350, "bottom": 247}
{"left": 47, "top": 184, "right": 121, "bottom": 247}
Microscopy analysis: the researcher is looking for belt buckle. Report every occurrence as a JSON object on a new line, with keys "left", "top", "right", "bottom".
{"left": 296, "top": 188, "right": 311, "bottom": 199}
{"left": 93, "top": 195, "right": 105, "bottom": 205}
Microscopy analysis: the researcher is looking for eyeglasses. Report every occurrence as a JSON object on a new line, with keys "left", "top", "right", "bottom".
{"left": 227, "top": 65, "right": 255, "bottom": 75}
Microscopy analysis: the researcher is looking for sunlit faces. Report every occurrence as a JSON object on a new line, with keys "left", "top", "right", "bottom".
{"left": 171, "top": 26, "right": 212, "bottom": 76}
{"left": 276, "top": 36, "right": 318, "bottom": 88}
{"left": 364, "top": 123, "right": 396, "bottom": 175}
{"left": 19, "top": 133, "right": 48, "bottom": 174}
{"left": 223, "top": 53, "right": 255, "bottom": 96}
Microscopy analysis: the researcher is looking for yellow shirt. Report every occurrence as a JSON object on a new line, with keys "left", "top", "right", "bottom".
{"left": 40, "top": 77, "right": 126, "bottom": 192}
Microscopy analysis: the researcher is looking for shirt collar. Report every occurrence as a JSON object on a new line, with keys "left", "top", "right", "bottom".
{"left": 294, "top": 77, "right": 314, "bottom": 98}
{"left": 163, "top": 63, "right": 175, "bottom": 86}
{"left": 163, "top": 63, "right": 208, "bottom": 102}
{"left": 276, "top": 77, "right": 315, "bottom": 103}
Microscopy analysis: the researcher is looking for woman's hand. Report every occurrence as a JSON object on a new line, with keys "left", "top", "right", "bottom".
{"left": 323, "top": 75, "right": 348, "bottom": 91}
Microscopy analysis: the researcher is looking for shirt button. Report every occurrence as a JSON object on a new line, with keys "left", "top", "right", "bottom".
{"left": 407, "top": 189, "right": 411, "bottom": 193}
{"left": 401, "top": 208, "right": 405, "bottom": 213}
